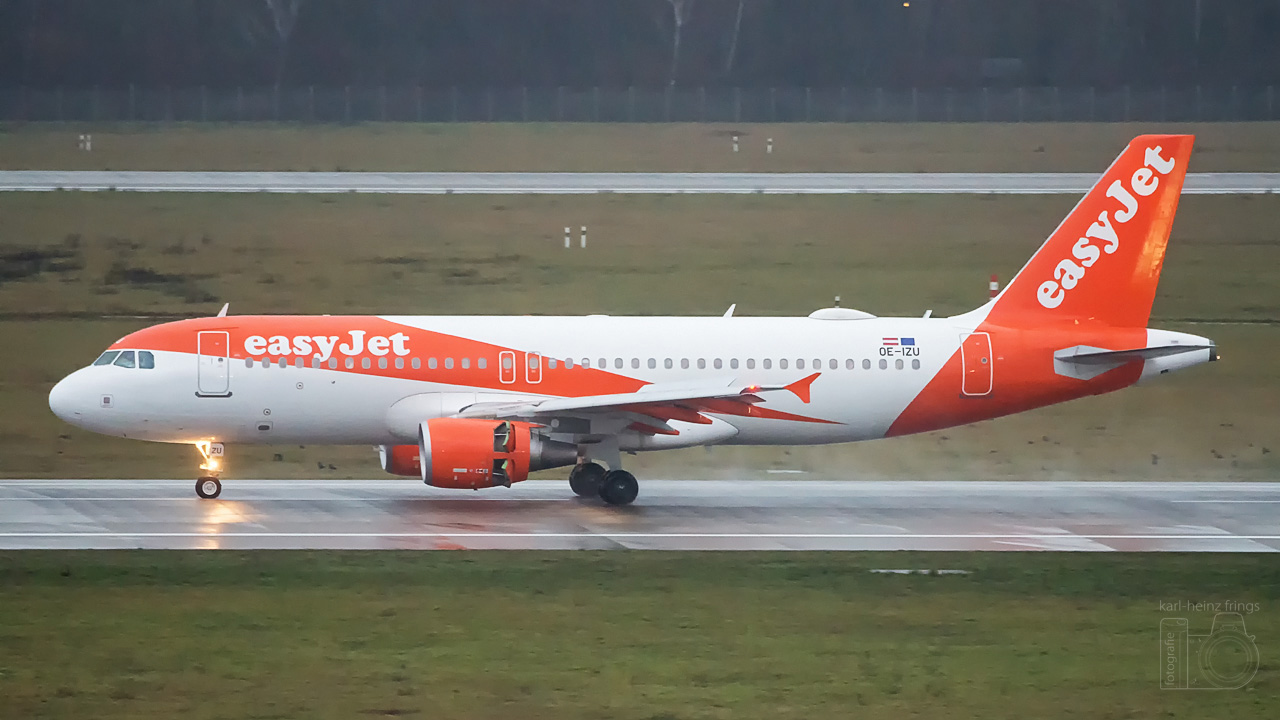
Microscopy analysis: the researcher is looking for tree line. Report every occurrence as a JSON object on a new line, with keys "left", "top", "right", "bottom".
{"left": 3, "top": 0, "right": 1277, "bottom": 90}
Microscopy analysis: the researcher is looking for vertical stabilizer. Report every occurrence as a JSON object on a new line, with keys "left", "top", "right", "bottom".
{"left": 984, "top": 135, "right": 1194, "bottom": 328}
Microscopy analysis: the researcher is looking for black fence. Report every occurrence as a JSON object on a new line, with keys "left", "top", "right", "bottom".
{"left": 2, "top": 86, "right": 1276, "bottom": 123}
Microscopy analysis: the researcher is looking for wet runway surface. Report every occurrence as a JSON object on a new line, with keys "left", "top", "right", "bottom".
{"left": 2, "top": 479, "right": 1277, "bottom": 551}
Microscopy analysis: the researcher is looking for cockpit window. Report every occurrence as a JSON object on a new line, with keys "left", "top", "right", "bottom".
{"left": 93, "top": 351, "right": 121, "bottom": 366}
{"left": 113, "top": 350, "right": 136, "bottom": 368}
{"left": 139, "top": 350, "right": 155, "bottom": 369}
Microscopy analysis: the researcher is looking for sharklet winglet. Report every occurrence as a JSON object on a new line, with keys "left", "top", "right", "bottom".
{"left": 785, "top": 372, "right": 821, "bottom": 404}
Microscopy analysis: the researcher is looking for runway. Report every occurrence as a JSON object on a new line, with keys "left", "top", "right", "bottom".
{"left": 1, "top": 170, "right": 1277, "bottom": 194}
{"left": 1, "top": 479, "right": 1277, "bottom": 551}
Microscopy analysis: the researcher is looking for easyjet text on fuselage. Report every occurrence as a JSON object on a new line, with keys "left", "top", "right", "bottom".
{"left": 244, "top": 330, "right": 411, "bottom": 361}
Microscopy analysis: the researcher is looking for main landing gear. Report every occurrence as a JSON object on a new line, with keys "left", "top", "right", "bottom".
{"left": 194, "top": 441, "right": 224, "bottom": 499}
{"left": 568, "top": 462, "right": 639, "bottom": 506}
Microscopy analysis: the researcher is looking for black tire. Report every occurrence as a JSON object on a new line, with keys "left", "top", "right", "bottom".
{"left": 598, "top": 469, "right": 639, "bottom": 506}
{"left": 195, "top": 476, "right": 222, "bottom": 499}
{"left": 569, "top": 462, "right": 606, "bottom": 497}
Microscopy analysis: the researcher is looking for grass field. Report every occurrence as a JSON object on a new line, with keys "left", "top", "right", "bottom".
{"left": 1, "top": 551, "right": 1275, "bottom": 719}
{"left": 3, "top": 122, "right": 1280, "bottom": 172}
{"left": 1, "top": 192, "right": 1276, "bottom": 480}
{"left": 3, "top": 193, "right": 1279, "bottom": 320}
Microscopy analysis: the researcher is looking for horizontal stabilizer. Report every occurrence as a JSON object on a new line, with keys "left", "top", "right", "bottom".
{"left": 1054, "top": 343, "right": 1214, "bottom": 380}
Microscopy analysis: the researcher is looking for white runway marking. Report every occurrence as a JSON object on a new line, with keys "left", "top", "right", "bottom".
{"left": 1169, "top": 499, "right": 1280, "bottom": 503}
{"left": 0, "top": 171, "right": 1276, "bottom": 195}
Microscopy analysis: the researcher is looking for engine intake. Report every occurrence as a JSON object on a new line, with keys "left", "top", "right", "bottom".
{"left": 378, "top": 418, "right": 577, "bottom": 489}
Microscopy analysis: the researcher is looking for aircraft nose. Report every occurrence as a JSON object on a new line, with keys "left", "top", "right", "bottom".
{"left": 49, "top": 372, "right": 84, "bottom": 424}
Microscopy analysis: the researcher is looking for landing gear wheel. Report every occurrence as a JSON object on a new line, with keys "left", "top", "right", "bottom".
{"left": 569, "top": 462, "right": 607, "bottom": 497}
{"left": 598, "top": 469, "right": 639, "bottom": 506}
{"left": 195, "top": 476, "right": 222, "bottom": 499}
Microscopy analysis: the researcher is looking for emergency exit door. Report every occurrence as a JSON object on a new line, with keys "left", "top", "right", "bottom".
{"left": 525, "top": 352, "right": 542, "bottom": 384}
{"left": 960, "top": 332, "right": 992, "bottom": 396}
{"left": 498, "top": 351, "right": 516, "bottom": 384}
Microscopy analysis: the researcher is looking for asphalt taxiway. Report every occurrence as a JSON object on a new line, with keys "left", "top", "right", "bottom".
{"left": 0, "top": 170, "right": 1277, "bottom": 194}
{"left": 1, "top": 479, "right": 1276, "bottom": 551}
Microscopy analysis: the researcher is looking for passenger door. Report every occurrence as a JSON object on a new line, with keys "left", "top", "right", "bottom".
{"left": 960, "top": 332, "right": 992, "bottom": 396}
{"left": 197, "top": 331, "right": 231, "bottom": 396}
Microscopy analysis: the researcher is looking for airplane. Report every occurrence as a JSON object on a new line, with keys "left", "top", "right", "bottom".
{"left": 48, "top": 134, "right": 1215, "bottom": 505}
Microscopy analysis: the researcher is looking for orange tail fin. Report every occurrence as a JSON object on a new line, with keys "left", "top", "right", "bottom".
{"left": 985, "top": 134, "right": 1194, "bottom": 328}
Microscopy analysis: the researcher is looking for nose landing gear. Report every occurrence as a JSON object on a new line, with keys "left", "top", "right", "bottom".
{"left": 194, "top": 441, "right": 224, "bottom": 499}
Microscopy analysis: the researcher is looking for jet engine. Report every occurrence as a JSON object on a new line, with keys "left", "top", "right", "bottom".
{"left": 380, "top": 418, "right": 577, "bottom": 489}
{"left": 378, "top": 444, "right": 422, "bottom": 477}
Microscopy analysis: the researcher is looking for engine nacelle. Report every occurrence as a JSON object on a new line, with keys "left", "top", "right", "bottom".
{"left": 398, "top": 418, "right": 577, "bottom": 489}
{"left": 378, "top": 444, "right": 422, "bottom": 477}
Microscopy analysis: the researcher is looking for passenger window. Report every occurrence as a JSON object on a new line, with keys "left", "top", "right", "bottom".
{"left": 797, "top": 359, "right": 805, "bottom": 370}
{"left": 714, "top": 359, "right": 723, "bottom": 369}
{"left": 564, "top": 358, "right": 573, "bottom": 369}
{"left": 261, "top": 358, "right": 271, "bottom": 368}
{"left": 500, "top": 356, "right": 511, "bottom": 370}
{"left": 139, "top": 351, "right": 155, "bottom": 369}
{"left": 478, "top": 357, "right": 488, "bottom": 370}
{"left": 664, "top": 358, "right": 673, "bottom": 369}
{"left": 528, "top": 355, "right": 538, "bottom": 370}
{"left": 463, "top": 358, "right": 472, "bottom": 369}
{"left": 582, "top": 358, "right": 591, "bottom": 368}
{"left": 763, "top": 359, "right": 772, "bottom": 369}
{"left": 681, "top": 359, "right": 689, "bottom": 369}
{"left": 329, "top": 358, "right": 338, "bottom": 369}
{"left": 395, "top": 358, "right": 404, "bottom": 370}
{"left": 411, "top": 358, "right": 421, "bottom": 369}
{"left": 93, "top": 351, "right": 121, "bottom": 366}
{"left": 845, "top": 359, "right": 854, "bottom": 370}
{"left": 879, "top": 359, "right": 888, "bottom": 370}
{"left": 614, "top": 358, "right": 623, "bottom": 369}
{"left": 362, "top": 358, "right": 371, "bottom": 369}
{"left": 345, "top": 358, "right": 355, "bottom": 369}
{"left": 378, "top": 357, "right": 387, "bottom": 369}
{"left": 429, "top": 358, "right": 439, "bottom": 370}
{"left": 697, "top": 359, "right": 706, "bottom": 369}
{"left": 631, "top": 358, "right": 639, "bottom": 369}
{"left": 730, "top": 359, "right": 739, "bottom": 369}
{"left": 746, "top": 359, "right": 755, "bottom": 369}
{"left": 863, "top": 359, "right": 871, "bottom": 370}
{"left": 895, "top": 359, "right": 904, "bottom": 370}
{"left": 278, "top": 358, "right": 288, "bottom": 369}
{"left": 647, "top": 358, "right": 656, "bottom": 369}
{"left": 113, "top": 350, "right": 136, "bottom": 368}
{"left": 313, "top": 357, "right": 322, "bottom": 369}
{"left": 779, "top": 359, "right": 788, "bottom": 370}
{"left": 815, "top": 359, "right": 822, "bottom": 369}
{"left": 912, "top": 359, "right": 921, "bottom": 370}
{"left": 295, "top": 357, "right": 305, "bottom": 369}
{"left": 829, "top": 359, "right": 837, "bottom": 370}
{"left": 446, "top": 358, "right": 454, "bottom": 369}
{"left": 244, "top": 358, "right": 254, "bottom": 369}
{"left": 545, "top": 358, "right": 554, "bottom": 370}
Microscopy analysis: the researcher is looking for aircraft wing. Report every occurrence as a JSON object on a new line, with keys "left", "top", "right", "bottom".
{"left": 455, "top": 373, "right": 820, "bottom": 435}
